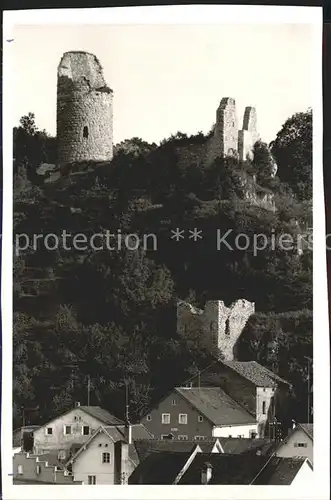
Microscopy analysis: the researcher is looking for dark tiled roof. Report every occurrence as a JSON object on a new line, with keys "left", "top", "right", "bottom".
{"left": 116, "top": 424, "right": 152, "bottom": 440}
{"left": 222, "top": 361, "right": 290, "bottom": 388}
{"left": 79, "top": 406, "right": 124, "bottom": 425}
{"left": 129, "top": 451, "right": 192, "bottom": 484}
{"left": 219, "top": 437, "right": 277, "bottom": 455}
{"left": 178, "top": 453, "right": 306, "bottom": 485}
{"left": 298, "top": 423, "right": 313, "bottom": 440}
{"left": 176, "top": 387, "right": 256, "bottom": 425}
{"left": 179, "top": 453, "right": 264, "bottom": 484}
{"left": 134, "top": 439, "right": 199, "bottom": 462}
{"left": 103, "top": 426, "right": 126, "bottom": 441}
{"left": 253, "top": 457, "right": 306, "bottom": 485}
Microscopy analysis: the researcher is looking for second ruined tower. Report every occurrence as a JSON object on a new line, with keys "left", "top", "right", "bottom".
{"left": 57, "top": 51, "right": 113, "bottom": 164}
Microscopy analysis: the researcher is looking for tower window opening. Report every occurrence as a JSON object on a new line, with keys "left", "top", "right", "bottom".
{"left": 83, "top": 126, "right": 89, "bottom": 139}
{"left": 225, "top": 318, "right": 230, "bottom": 335}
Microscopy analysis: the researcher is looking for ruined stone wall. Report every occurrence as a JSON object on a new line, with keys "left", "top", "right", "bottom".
{"left": 177, "top": 299, "right": 255, "bottom": 360}
{"left": 238, "top": 107, "right": 259, "bottom": 161}
{"left": 57, "top": 51, "right": 113, "bottom": 164}
{"left": 206, "top": 98, "right": 238, "bottom": 165}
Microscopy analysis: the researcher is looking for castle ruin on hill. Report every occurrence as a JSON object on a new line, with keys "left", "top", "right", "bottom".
{"left": 56, "top": 51, "right": 270, "bottom": 170}
{"left": 206, "top": 98, "right": 260, "bottom": 165}
{"left": 177, "top": 299, "right": 255, "bottom": 361}
{"left": 57, "top": 51, "right": 113, "bottom": 165}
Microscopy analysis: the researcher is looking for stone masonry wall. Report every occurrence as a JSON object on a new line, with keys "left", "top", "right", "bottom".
{"left": 57, "top": 51, "right": 113, "bottom": 164}
{"left": 206, "top": 98, "right": 238, "bottom": 165}
{"left": 238, "top": 106, "right": 259, "bottom": 161}
{"left": 177, "top": 299, "right": 255, "bottom": 360}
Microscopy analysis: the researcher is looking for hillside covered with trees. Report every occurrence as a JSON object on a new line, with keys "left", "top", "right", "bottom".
{"left": 13, "top": 110, "right": 312, "bottom": 429}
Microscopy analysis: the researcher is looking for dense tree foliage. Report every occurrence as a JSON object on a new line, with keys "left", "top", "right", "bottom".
{"left": 13, "top": 110, "right": 312, "bottom": 428}
{"left": 271, "top": 110, "right": 312, "bottom": 201}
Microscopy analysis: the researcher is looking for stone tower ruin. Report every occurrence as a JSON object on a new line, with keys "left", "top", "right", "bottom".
{"left": 207, "top": 97, "right": 238, "bottom": 165}
{"left": 206, "top": 98, "right": 260, "bottom": 165}
{"left": 57, "top": 51, "right": 113, "bottom": 165}
{"left": 177, "top": 299, "right": 255, "bottom": 360}
{"left": 238, "top": 106, "right": 260, "bottom": 161}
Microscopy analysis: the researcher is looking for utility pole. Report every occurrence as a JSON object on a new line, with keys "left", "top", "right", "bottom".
{"left": 125, "top": 380, "right": 129, "bottom": 424}
{"left": 87, "top": 375, "right": 91, "bottom": 406}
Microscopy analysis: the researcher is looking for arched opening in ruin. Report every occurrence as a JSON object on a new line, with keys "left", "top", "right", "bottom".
{"left": 225, "top": 318, "right": 230, "bottom": 335}
{"left": 83, "top": 126, "right": 89, "bottom": 139}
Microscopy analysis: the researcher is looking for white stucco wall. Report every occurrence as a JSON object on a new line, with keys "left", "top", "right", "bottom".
{"left": 212, "top": 423, "right": 257, "bottom": 438}
{"left": 291, "top": 460, "right": 314, "bottom": 486}
{"left": 33, "top": 408, "right": 107, "bottom": 454}
{"left": 276, "top": 428, "right": 313, "bottom": 465}
{"left": 72, "top": 432, "right": 115, "bottom": 485}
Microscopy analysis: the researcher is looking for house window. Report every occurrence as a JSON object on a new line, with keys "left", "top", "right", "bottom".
{"left": 46, "top": 427, "right": 53, "bottom": 435}
{"left": 162, "top": 413, "right": 170, "bottom": 424}
{"left": 64, "top": 425, "right": 72, "bottom": 435}
{"left": 294, "top": 443, "right": 308, "bottom": 448}
{"left": 262, "top": 402, "right": 266, "bottom": 415}
{"left": 82, "top": 426, "right": 90, "bottom": 436}
{"left": 88, "top": 475, "right": 96, "bottom": 485}
{"left": 194, "top": 436, "right": 206, "bottom": 441}
{"left": 179, "top": 414, "right": 187, "bottom": 425}
{"left": 83, "top": 126, "right": 89, "bottom": 139}
{"left": 58, "top": 450, "right": 66, "bottom": 460}
{"left": 102, "top": 452, "right": 111, "bottom": 463}
{"left": 161, "top": 434, "right": 174, "bottom": 440}
{"left": 36, "top": 465, "right": 41, "bottom": 475}
{"left": 172, "top": 399, "right": 177, "bottom": 406}
{"left": 178, "top": 435, "right": 188, "bottom": 440}
{"left": 17, "top": 465, "right": 23, "bottom": 475}
{"left": 198, "top": 415, "right": 204, "bottom": 422}
{"left": 105, "top": 443, "right": 108, "bottom": 447}
{"left": 146, "top": 415, "right": 152, "bottom": 421}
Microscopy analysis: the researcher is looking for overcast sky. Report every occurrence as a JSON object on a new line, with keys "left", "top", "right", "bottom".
{"left": 10, "top": 23, "right": 314, "bottom": 145}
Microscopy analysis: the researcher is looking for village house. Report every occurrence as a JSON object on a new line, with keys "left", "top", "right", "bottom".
{"left": 275, "top": 423, "right": 314, "bottom": 465}
{"left": 32, "top": 404, "right": 124, "bottom": 461}
{"left": 133, "top": 436, "right": 276, "bottom": 463}
{"left": 65, "top": 423, "right": 152, "bottom": 485}
{"left": 186, "top": 360, "right": 291, "bottom": 438}
{"left": 12, "top": 451, "right": 82, "bottom": 484}
{"left": 129, "top": 448, "right": 313, "bottom": 485}
{"left": 140, "top": 386, "right": 258, "bottom": 441}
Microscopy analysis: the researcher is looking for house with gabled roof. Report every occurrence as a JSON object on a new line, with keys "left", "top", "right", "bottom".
{"left": 186, "top": 360, "right": 291, "bottom": 438}
{"left": 275, "top": 423, "right": 314, "bottom": 465}
{"left": 33, "top": 403, "right": 124, "bottom": 461}
{"left": 140, "top": 386, "right": 257, "bottom": 441}
{"left": 65, "top": 423, "right": 152, "bottom": 484}
{"left": 129, "top": 449, "right": 313, "bottom": 485}
{"left": 133, "top": 437, "right": 224, "bottom": 463}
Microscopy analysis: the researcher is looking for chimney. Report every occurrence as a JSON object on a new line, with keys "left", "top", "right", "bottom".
{"left": 114, "top": 440, "right": 129, "bottom": 485}
{"left": 201, "top": 462, "right": 213, "bottom": 485}
{"left": 292, "top": 419, "right": 296, "bottom": 430}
